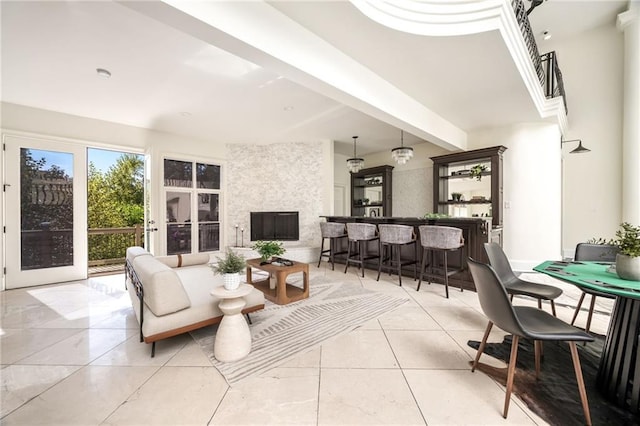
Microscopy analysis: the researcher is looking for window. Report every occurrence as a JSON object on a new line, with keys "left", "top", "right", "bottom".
{"left": 164, "top": 159, "right": 221, "bottom": 254}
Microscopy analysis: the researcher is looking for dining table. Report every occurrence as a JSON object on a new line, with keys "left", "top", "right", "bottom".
{"left": 534, "top": 260, "right": 640, "bottom": 414}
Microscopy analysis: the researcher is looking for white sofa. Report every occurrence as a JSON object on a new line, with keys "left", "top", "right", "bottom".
{"left": 125, "top": 247, "right": 265, "bottom": 356}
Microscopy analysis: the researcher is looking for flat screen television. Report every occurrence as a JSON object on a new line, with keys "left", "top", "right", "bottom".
{"left": 250, "top": 211, "right": 299, "bottom": 241}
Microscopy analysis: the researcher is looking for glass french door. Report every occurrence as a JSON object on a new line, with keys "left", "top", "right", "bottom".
{"left": 4, "top": 135, "right": 87, "bottom": 288}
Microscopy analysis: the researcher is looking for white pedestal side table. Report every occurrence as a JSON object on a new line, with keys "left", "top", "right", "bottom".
{"left": 210, "top": 284, "right": 253, "bottom": 362}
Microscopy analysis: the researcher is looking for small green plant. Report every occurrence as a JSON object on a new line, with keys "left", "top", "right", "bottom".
{"left": 252, "top": 240, "right": 286, "bottom": 261}
{"left": 587, "top": 222, "right": 640, "bottom": 258}
{"left": 615, "top": 222, "right": 640, "bottom": 258}
{"left": 470, "top": 164, "right": 487, "bottom": 181}
{"left": 210, "top": 249, "right": 246, "bottom": 274}
{"left": 451, "top": 192, "right": 462, "bottom": 202}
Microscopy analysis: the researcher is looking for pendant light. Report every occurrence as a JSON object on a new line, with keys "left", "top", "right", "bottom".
{"left": 346, "top": 136, "right": 365, "bottom": 173}
{"left": 391, "top": 130, "right": 414, "bottom": 164}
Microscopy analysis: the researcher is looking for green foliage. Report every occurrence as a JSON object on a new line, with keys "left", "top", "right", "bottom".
{"left": 252, "top": 240, "right": 285, "bottom": 261}
{"left": 211, "top": 249, "right": 246, "bottom": 274}
{"left": 424, "top": 212, "right": 450, "bottom": 219}
{"left": 470, "top": 164, "right": 487, "bottom": 181}
{"left": 587, "top": 222, "right": 640, "bottom": 258}
{"left": 88, "top": 154, "right": 144, "bottom": 261}
{"left": 615, "top": 222, "right": 640, "bottom": 257}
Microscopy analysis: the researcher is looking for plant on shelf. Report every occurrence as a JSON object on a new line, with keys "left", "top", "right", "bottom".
{"left": 210, "top": 249, "right": 246, "bottom": 290}
{"left": 470, "top": 164, "right": 487, "bottom": 181}
{"left": 252, "top": 240, "right": 286, "bottom": 262}
{"left": 451, "top": 192, "right": 463, "bottom": 202}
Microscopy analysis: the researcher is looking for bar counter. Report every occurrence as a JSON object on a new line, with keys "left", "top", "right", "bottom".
{"left": 323, "top": 216, "right": 503, "bottom": 291}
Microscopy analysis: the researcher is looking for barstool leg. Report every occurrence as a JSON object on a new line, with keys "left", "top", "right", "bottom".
{"left": 344, "top": 240, "right": 352, "bottom": 273}
{"left": 396, "top": 245, "right": 402, "bottom": 287}
{"left": 444, "top": 251, "right": 449, "bottom": 299}
{"left": 317, "top": 238, "right": 325, "bottom": 268}
{"left": 417, "top": 249, "right": 428, "bottom": 291}
{"left": 376, "top": 241, "right": 383, "bottom": 281}
{"left": 359, "top": 240, "right": 365, "bottom": 278}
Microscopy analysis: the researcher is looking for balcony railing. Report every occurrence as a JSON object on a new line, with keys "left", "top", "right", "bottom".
{"left": 511, "top": 0, "right": 568, "bottom": 115}
{"left": 88, "top": 225, "right": 143, "bottom": 275}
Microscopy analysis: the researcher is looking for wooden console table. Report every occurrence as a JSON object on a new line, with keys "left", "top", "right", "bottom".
{"left": 246, "top": 258, "right": 309, "bottom": 305}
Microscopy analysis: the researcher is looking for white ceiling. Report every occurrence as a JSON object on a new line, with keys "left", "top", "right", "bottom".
{"left": 0, "top": 0, "right": 628, "bottom": 156}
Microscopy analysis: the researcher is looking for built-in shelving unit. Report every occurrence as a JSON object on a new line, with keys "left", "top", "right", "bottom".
{"left": 350, "top": 165, "right": 393, "bottom": 217}
{"left": 431, "top": 146, "right": 506, "bottom": 229}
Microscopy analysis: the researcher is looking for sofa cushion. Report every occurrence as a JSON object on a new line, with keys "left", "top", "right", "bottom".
{"left": 132, "top": 255, "right": 191, "bottom": 316}
{"left": 155, "top": 253, "right": 211, "bottom": 268}
{"left": 126, "top": 246, "right": 152, "bottom": 263}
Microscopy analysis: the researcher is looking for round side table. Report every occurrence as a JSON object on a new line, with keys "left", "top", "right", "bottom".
{"left": 210, "top": 284, "right": 253, "bottom": 362}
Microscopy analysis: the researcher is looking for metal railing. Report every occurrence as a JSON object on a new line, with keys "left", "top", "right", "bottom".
{"left": 511, "top": 0, "right": 568, "bottom": 115}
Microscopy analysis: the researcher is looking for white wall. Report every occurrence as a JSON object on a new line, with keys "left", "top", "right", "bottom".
{"left": 469, "top": 124, "right": 562, "bottom": 270}
{"left": 542, "top": 25, "right": 624, "bottom": 255}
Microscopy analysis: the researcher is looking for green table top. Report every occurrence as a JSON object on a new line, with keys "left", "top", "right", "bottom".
{"left": 534, "top": 260, "right": 640, "bottom": 300}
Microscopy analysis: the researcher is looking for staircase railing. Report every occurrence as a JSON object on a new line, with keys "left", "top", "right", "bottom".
{"left": 511, "top": 0, "right": 568, "bottom": 115}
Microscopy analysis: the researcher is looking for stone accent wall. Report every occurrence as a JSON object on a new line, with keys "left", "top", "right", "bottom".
{"left": 392, "top": 167, "right": 432, "bottom": 217}
{"left": 226, "top": 142, "right": 324, "bottom": 250}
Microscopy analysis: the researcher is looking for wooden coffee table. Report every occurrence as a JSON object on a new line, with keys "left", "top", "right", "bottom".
{"left": 246, "top": 258, "right": 309, "bottom": 305}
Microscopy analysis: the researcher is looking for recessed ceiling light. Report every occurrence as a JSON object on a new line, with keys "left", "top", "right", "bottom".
{"left": 96, "top": 68, "right": 111, "bottom": 78}
{"left": 542, "top": 31, "right": 552, "bottom": 41}
{"left": 180, "top": 111, "right": 191, "bottom": 117}
{"left": 283, "top": 106, "right": 294, "bottom": 111}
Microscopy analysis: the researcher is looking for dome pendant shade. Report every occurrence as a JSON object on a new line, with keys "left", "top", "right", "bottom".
{"left": 561, "top": 138, "right": 591, "bottom": 154}
{"left": 347, "top": 136, "right": 365, "bottom": 173}
{"left": 391, "top": 130, "right": 414, "bottom": 164}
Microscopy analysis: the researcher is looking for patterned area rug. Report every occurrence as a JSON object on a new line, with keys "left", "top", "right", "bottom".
{"left": 191, "top": 276, "right": 409, "bottom": 385}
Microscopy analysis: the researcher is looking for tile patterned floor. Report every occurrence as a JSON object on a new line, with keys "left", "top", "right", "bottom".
{"left": 0, "top": 264, "right": 613, "bottom": 425}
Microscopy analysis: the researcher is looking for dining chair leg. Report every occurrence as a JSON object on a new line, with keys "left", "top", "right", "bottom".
{"left": 503, "top": 335, "right": 520, "bottom": 419}
{"left": 509, "top": 294, "right": 514, "bottom": 302}
{"left": 571, "top": 292, "right": 587, "bottom": 325}
{"left": 569, "top": 342, "right": 592, "bottom": 426}
{"left": 534, "top": 340, "right": 541, "bottom": 380}
{"left": 472, "top": 321, "right": 493, "bottom": 372}
{"left": 550, "top": 300, "right": 557, "bottom": 317}
{"left": 537, "top": 299, "right": 542, "bottom": 309}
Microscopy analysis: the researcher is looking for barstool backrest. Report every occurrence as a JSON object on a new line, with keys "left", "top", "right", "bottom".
{"left": 378, "top": 224, "right": 414, "bottom": 244}
{"left": 346, "top": 223, "right": 377, "bottom": 241}
{"left": 320, "top": 222, "right": 347, "bottom": 238}
{"left": 419, "top": 225, "right": 463, "bottom": 250}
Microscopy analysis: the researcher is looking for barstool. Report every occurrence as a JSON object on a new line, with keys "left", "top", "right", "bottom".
{"left": 317, "top": 222, "right": 348, "bottom": 270}
{"left": 417, "top": 225, "right": 464, "bottom": 298}
{"left": 344, "top": 223, "right": 379, "bottom": 277}
{"left": 376, "top": 224, "right": 418, "bottom": 286}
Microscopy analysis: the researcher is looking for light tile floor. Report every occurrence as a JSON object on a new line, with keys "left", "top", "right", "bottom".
{"left": 0, "top": 264, "right": 613, "bottom": 425}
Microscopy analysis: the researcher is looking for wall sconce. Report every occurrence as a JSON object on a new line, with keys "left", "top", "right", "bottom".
{"left": 561, "top": 139, "right": 590, "bottom": 154}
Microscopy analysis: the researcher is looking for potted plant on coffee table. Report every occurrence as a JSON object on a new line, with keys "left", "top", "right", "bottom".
{"left": 613, "top": 222, "right": 640, "bottom": 281}
{"left": 211, "top": 249, "right": 246, "bottom": 290}
{"left": 252, "top": 240, "right": 286, "bottom": 263}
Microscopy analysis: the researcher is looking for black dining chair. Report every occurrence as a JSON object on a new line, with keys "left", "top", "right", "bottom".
{"left": 571, "top": 243, "right": 619, "bottom": 334}
{"left": 484, "top": 242, "right": 562, "bottom": 316}
{"left": 467, "top": 258, "right": 594, "bottom": 425}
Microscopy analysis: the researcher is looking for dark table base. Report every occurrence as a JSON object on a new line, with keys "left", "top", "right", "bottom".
{"left": 597, "top": 296, "right": 640, "bottom": 413}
